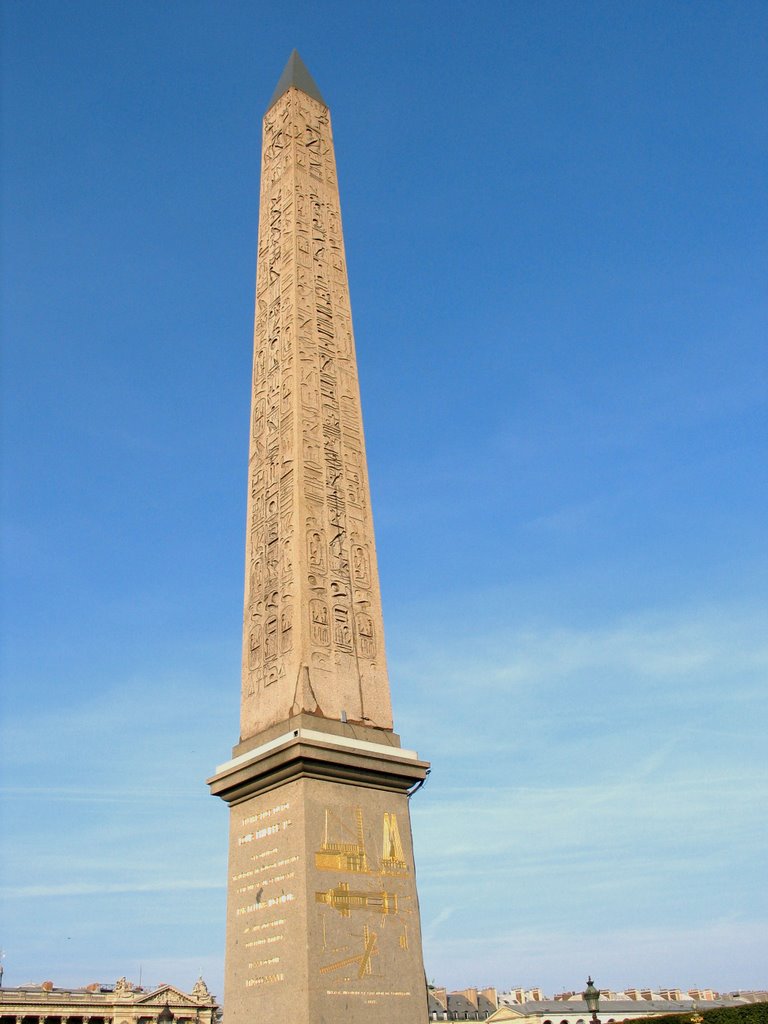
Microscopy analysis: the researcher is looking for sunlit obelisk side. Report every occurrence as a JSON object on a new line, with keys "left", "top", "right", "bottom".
{"left": 207, "top": 52, "right": 430, "bottom": 1024}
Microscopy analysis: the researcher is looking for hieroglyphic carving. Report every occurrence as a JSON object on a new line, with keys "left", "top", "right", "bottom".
{"left": 351, "top": 542, "right": 370, "bottom": 588}
{"left": 356, "top": 612, "right": 375, "bottom": 659}
{"left": 240, "top": 81, "right": 394, "bottom": 739}
{"left": 310, "top": 599, "right": 330, "bottom": 646}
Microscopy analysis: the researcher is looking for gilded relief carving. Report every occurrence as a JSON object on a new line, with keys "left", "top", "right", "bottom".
{"left": 315, "top": 808, "right": 368, "bottom": 872}
{"left": 315, "top": 884, "right": 398, "bottom": 918}
{"left": 380, "top": 813, "right": 407, "bottom": 875}
{"left": 319, "top": 925, "right": 378, "bottom": 978}
{"left": 313, "top": 803, "right": 418, "bottom": 992}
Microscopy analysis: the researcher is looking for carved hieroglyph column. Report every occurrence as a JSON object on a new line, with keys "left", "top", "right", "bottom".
{"left": 208, "top": 52, "right": 430, "bottom": 1024}
{"left": 237, "top": 50, "right": 392, "bottom": 741}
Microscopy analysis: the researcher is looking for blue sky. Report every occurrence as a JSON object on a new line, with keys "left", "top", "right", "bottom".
{"left": 1, "top": 0, "right": 766, "bottom": 1000}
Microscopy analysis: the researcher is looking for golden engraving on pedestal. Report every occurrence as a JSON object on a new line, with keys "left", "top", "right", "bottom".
{"left": 248, "top": 955, "right": 281, "bottom": 969}
{"left": 244, "top": 933, "right": 284, "bottom": 949}
{"left": 381, "top": 812, "right": 408, "bottom": 875}
{"left": 314, "top": 806, "right": 410, "bottom": 876}
{"left": 313, "top": 798, "right": 417, "bottom": 995}
{"left": 243, "top": 917, "right": 286, "bottom": 936}
{"left": 237, "top": 891, "right": 296, "bottom": 916}
{"left": 244, "top": 973, "right": 284, "bottom": 988}
{"left": 315, "top": 807, "right": 369, "bottom": 872}
{"left": 315, "top": 882, "right": 398, "bottom": 917}
{"left": 321, "top": 916, "right": 350, "bottom": 954}
{"left": 319, "top": 925, "right": 379, "bottom": 978}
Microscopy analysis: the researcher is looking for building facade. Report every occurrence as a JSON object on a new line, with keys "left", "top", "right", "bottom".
{"left": 429, "top": 986, "right": 499, "bottom": 1019}
{"left": 425, "top": 985, "right": 762, "bottom": 1023}
{"left": 487, "top": 991, "right": 754, "bottom": 1024}
{"left": 0, "top": 979, "right": 218, "bottom": 1024}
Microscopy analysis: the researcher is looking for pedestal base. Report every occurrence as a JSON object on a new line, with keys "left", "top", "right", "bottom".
{"left": 208, "top": 726, "right": 430, "bottom": 1024}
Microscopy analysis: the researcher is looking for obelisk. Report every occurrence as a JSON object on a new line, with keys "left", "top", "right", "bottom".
{"left": 207, "top": 52, "right": 430, "bottom": 1024}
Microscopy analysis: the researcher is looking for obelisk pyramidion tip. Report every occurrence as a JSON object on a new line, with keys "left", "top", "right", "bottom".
{"left": 267, "top": 49, "right": 326, "bottom": 110}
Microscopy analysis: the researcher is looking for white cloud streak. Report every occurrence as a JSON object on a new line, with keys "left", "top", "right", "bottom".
{"left": 1, "top": 880, "right": 225, "bottom": 899}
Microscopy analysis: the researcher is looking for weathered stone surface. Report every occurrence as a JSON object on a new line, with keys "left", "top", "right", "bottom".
{"left": 218, "top": 776, "right": 428, "bottom": 1024}
{"left": 240, "top": 66, "right": 393, "bottom": 741}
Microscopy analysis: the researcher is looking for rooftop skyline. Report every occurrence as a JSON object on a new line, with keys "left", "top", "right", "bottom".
{"left": 2, "top": 0, "right": 766, "bottom": 998}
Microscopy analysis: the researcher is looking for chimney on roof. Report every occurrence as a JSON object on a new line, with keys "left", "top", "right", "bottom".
{"left": 480, "top": 988, "right": 499, "bottom": 1008}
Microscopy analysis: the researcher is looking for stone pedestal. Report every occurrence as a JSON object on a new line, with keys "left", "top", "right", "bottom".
{"left": 209, "top": 722, "right": 429, "bottom": 1024}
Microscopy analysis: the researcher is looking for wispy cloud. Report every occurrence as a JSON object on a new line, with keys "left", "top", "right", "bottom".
{"left": 396, "top": 601, "right": 768, "bottom": 690}
{"left": 0, "top": 786, "right": 203, "bottom": 804}
{"left": 1, "top": 880, "right": 224, "bottom": 899}
{"left": 424, "top": 919, "right": 768, "bottom": 992}
{"left": 2, "top": 599, "right": 765, "bottom": 995}
{"left": 389, "top": 597, "right": 768, "bottom": 991}
{"left": 422, "top": 905, "right": 457, "bottom": 942}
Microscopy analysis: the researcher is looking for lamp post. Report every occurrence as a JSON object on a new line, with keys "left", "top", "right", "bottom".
{"left": 583, "top": 977, "right": 600, "bottom": 1024}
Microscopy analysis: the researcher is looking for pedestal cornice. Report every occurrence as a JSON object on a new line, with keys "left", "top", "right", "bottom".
{"left": 207, "top": 729, "right": 429, "bottom": 805}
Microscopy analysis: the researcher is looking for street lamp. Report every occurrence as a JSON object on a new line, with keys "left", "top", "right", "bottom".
{"left": 583, "top": 977, "right": 600, "bottom": 1024}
